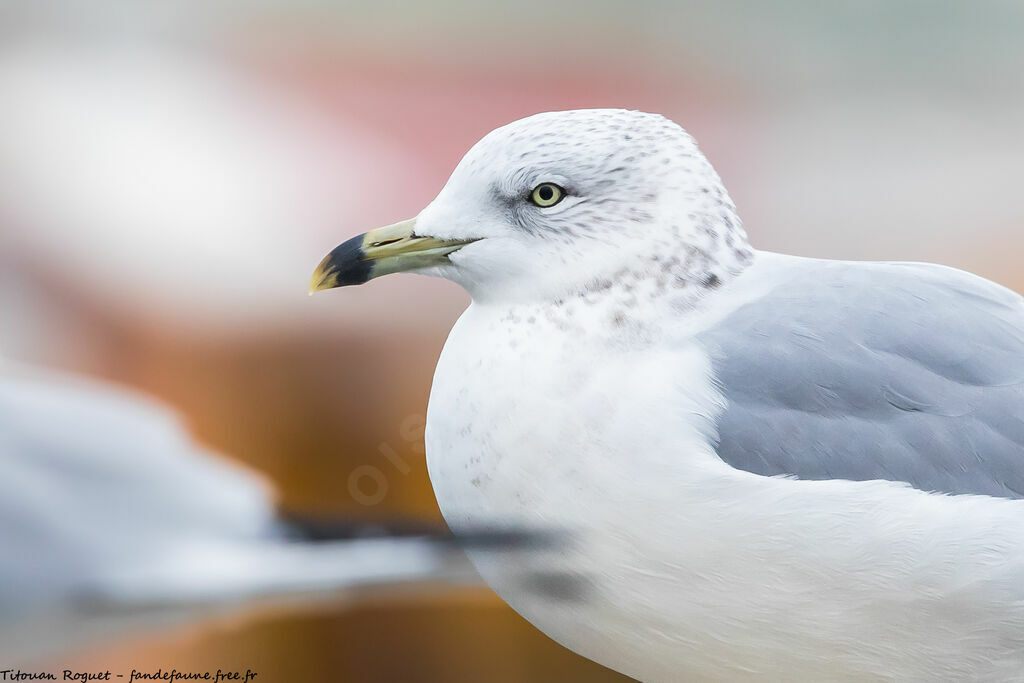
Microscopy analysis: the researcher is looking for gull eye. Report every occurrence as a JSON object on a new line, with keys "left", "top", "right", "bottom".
{"left": 529, "top": 183, "right": 565, "bottom": 208}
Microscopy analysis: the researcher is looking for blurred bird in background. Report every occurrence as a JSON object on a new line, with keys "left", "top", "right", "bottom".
{"left": 0, "top": 361, "right": 561, "bottom": 666}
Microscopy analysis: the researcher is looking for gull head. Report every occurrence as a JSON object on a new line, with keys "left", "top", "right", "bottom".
{"left": 311, "top": 109, "right": 752, "bottom": 304}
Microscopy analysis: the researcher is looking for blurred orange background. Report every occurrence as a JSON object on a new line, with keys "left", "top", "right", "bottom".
{"left": 2, "top": 1, "right": 1022, "bottom": 681}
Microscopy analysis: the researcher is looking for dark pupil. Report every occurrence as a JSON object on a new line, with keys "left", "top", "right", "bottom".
{"left": 538, "top": 185, "right": 554, "bottom": 201}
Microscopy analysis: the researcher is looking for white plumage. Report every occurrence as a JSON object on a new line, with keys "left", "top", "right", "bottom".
{"left": 319, "top": 109, "right": 1024, "bottom": 680}
{"left": 428, "top": 253, "right": 1024, "bottom": 681}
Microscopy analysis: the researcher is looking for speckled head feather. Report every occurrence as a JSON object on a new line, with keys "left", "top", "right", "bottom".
{"left": 416, "top": 109, "right": 753, "bottom": 304}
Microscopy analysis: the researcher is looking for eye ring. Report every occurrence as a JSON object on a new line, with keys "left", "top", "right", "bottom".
{"left": 529, "top": 183, "right": 565, "bottom": 208}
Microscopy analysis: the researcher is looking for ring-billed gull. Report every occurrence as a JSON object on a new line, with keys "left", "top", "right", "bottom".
{"left": 311, "top": 109, "right": 1024, "bottom": 681}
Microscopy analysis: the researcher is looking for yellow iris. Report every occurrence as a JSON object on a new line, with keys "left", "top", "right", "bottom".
{"left": 530, "top": 183, "right": 564, "bottom": 207}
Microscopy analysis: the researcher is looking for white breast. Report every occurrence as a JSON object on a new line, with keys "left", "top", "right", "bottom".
{"left": 425, "top": 300, "right": 1024, "bottom": 681}
{"left": 426, "top": 300, "right": 722, "bottom": 677}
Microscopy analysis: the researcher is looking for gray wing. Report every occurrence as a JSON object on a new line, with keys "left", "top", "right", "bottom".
{"left": 699, "top": 255, "right": 1024, "bottom": 499}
